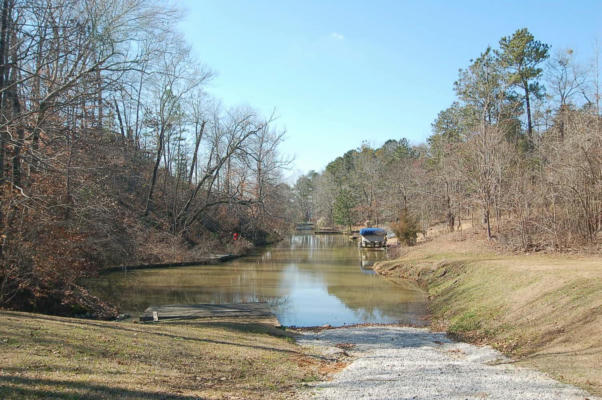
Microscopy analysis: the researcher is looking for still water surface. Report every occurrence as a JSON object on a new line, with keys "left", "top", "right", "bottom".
{"left": 90, "top": 235, "right": 427, "bottom": 327}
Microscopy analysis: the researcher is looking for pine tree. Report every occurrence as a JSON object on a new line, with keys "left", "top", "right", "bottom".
{"left": 496, "top": 28, "right": 550, "bottom": 144}
{"left": 333, "top": 189, "right": 355, "bottom": 232}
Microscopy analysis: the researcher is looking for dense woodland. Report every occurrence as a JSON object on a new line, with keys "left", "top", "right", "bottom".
{"left": 0, "top": 0, "right": 599, "bottom": 318}
{"left": 0, "top": 0, "right": 292, "bottom": 316}
{"left": 294, "top": 28, "right": 601, "bottom": 251}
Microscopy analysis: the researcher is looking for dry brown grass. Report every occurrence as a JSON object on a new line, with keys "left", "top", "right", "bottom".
{"left": 374, "top": 230, "right": 602, "bottom": 396}
{"left": 0, "top": 311, "right": 325, "bottom": 399}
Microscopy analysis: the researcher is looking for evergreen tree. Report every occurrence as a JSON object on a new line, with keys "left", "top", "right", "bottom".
{"left": 496, "top": 28, "right": 550, "bottom": 143}
{"left": 333, "top": 188, "right": 355, "bottom": 231}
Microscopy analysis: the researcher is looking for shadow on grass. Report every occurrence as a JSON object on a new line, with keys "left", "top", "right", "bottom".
{"left": 177, "top": 321, "right": 291, "bottom": 338}
{"left": 2, "top": 311, "right": 331, "bottom": 361}
{"left": 0, "top": 375, "right": 205, "bottom": 400}
{"left": 505, "top": 344, "right": 602, "bottom": 363}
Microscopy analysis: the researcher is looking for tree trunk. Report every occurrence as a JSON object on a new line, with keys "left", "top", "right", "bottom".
{"left": 524, "top": 83, "right": 533, "bottom": 145}
{"left": 144, "top": 129, "right": 165, "bottom": 216}
{"left": 114, "top": 98, "right": 126, "bottom": 140}
{"left": 0, "top": 0, "right": 10, "bottom": 184}
{"left": 445, "top": 181, "right": 454, "bottom": 232}
{"left": 65, "top": 127, "right": 74, "bottom": 219}
{"left": 484, "top": 208, "right": 492, "bottom": 239}
{"left": 134, "top": 67, "right": 145, "bottom": 149}
{"left": 0, "top": 129, "right": 4, "bottom": 184}
{"left": 8, "top": 29, "right": 23, "bottom": 187}
{"left": 161, "top": 133, "right": 170, "bottom": 198}
{"left": 96, "top": 68, "right": 103, "bottom": 128}
{"left": 31, "top": 26, "right": 45, "bottom": 171}
{"left": 188, "top": 120, "right": 205, "bottom": 184}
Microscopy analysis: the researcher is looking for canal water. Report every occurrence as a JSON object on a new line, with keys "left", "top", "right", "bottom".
{"left": 89, "top": 234, "right": 427, "bottom": 327}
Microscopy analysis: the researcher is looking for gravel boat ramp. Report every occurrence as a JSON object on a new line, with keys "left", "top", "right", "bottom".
{"left": 299, "top": 326, "right": 597, "bottom": 400}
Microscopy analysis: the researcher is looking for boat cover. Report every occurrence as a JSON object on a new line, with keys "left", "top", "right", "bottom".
{"left": 359, "top": 228, "right": 387, "bottom": 237}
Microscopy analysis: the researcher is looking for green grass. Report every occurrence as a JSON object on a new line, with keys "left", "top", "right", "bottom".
{"left": 449, "top": 311, "right": 482, "bottom": 334}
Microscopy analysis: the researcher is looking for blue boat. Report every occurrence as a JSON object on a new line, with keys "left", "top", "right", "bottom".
{"left": 359, "top": 228, "right": 387, "bottom": 248}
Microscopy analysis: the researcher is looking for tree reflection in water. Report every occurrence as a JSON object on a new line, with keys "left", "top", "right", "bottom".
{"left": 88, "top": 234, "right": 427, "bottom": 327}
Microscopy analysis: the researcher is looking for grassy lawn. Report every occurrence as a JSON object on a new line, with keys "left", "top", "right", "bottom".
{"left": 0, "top": 311, "right": 324, "bottom": 399}
{"left": 376, "top": 233, "right": 602, "bottom": 396}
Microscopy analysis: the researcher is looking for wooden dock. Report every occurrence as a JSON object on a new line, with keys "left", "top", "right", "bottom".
{"left": 314, "top": 227, "right": 342, "bottom": 234}
{"left": 140, "top": 302, "right": 278, "bottom": 325}
{"left": 295, "top": 222, "right": 315, "bottom": 231}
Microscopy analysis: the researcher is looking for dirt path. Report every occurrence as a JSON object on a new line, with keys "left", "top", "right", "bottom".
{"left": 299, "top": 326, "right": 597, "bottom": 400}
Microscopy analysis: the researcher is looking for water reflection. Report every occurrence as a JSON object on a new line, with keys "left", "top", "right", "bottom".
{"left": 88, "top": 234, "right": 427, "bottom": 327}
{"left": 359, "top": 248, "right": 387, "bottom": 272}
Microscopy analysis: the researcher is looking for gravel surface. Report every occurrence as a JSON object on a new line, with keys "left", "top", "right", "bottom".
{"left": 298, "top": 326, "right": 597, "bottom": 400}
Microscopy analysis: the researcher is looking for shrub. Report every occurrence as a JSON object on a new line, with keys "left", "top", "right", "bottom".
{"left": 391, "top": 209, "right": 419, "bottom": 246}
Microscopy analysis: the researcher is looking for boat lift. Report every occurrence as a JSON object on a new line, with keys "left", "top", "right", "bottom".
{"left": 359, "top": 227, "right": 387, "bottom": 249}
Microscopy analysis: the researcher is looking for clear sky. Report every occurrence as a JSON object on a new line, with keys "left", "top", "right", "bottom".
{"left": 179, "top": 0, "right": 602, "bottom": 178}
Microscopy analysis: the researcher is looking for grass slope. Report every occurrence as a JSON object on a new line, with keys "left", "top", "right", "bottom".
{"left": 0, "top": 311, "right": 323, "bottom": 399}
{"left": 375, "top": 233, "right": 602, "bottom": 396}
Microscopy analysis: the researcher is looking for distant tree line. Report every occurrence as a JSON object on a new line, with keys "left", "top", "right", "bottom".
{"left": 0, "top": 0, "right": 289, "bottom": 316}
{"left": 294, "top": 28, "right": 601, "bottom": 251}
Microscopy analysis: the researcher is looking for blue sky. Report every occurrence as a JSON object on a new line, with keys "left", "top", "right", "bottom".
{"left": 179, "top": 1, "right": 602, "bottom": 178}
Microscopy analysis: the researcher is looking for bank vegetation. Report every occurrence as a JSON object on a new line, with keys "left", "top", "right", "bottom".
{"left": 0, "top": 0, "right": 292, "bottom": 317}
